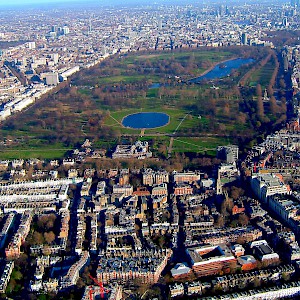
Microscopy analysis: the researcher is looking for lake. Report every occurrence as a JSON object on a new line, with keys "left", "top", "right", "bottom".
{"left": 189, "top": 58, "right": 255, "bottom": 83}
{"left": 122, "top": 112, "right": 170, "bottom": 129}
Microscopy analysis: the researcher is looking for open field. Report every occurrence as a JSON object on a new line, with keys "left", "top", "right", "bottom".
{"left": 0, "top": 148, "right": 70, "bottom": 160}
{"left": 172, "top": 136, "right": 233, "bottom": 155}
{"left": 248, "top": 58, "right": 276, "bottom": 89}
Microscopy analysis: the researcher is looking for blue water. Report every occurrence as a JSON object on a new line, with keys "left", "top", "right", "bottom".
{"left": 149, "top": 83, "right": 161, "bottom": 89}
{"left": 189, "top": 58, "right": 254, "bottom": 83}
{"left": 122, "top": 112, "right": 170, "bottom": 129}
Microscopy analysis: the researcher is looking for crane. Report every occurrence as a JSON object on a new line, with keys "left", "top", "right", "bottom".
{"left": 88, "top": 274, "right": 110, "bottom": 299}
{"left": 89, "top": 286, "right": 94, "bottom": 300}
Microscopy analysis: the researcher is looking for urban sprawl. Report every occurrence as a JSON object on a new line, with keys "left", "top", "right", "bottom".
{"left": 1, "top": 1, "right": 300, "bottom": 300}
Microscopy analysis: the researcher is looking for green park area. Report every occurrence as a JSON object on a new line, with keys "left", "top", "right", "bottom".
{"left": 247, "top": 58, "right": 276, "bottom": 89}
{"left": 0, "top": 46, "right": 282, "bottom": 159}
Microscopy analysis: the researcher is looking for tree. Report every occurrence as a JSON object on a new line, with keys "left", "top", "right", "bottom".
{"left": 44, "top": 231, "right": 56, "bottom": 244}
{"left": 256, "top": 84, "right": 264, "bottom": 118}
{"left": 32, "top": 232, "right": 44, "bottom": 245}
{"left": 238, "top": 214, "right": 249, "bottom": 226}
{"left": 215, "top": 215, "right": 225, "bottom": 227}
{"left": 12, "top": 270, "right": 23, "bottom": 281}
{"left": 37, "top": 214, "right": 57, "bottom": 231}
{"left": 252, "top": 277, "right": 261, "bottom": 288}
{"left": 282, "top": 272, "right": 290, "bottom": 281}
{"left": 279, "top": 78, "right": 286, "bottom": 89}
{"left": 270, "top": 96, "right": 279, "bottom": 115}
{"left": 256, "top": 84, "right": 262, "bottom": 98}
{"left": 230, "top": 186, "right": 245, "bottom": 200}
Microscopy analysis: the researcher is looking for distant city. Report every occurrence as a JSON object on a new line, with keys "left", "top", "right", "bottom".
{"left": 0, "top": 0, "right": 300, "bottom": 300}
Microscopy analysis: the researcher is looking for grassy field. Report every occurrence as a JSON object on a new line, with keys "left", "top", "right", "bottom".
{"left": 96, "top": 75, "right": 162, "bottom": 85}
{"left": 172, "top": 136, "right": 232, "bottom": 155}
{"left": 0, "top": 148, "right": 70, "bottom": 160}
{"left": 125, "top": 50, "right": 233, "bottom": 64}
{"left": 247, "top": 58, "right": 276, "bottom": 89}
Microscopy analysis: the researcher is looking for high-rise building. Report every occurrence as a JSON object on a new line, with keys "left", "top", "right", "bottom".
{"left": 219, "top": 5, "right": 225, "bottom": 16}
{"left": 62, "top": 26, "right": 70, "bottom": 35}
{"left": 241, "top": 33, "right": 248, "bottom": 45}
{"left": 291, "top": 0, "right": 300, "bottom": 6}
{"left": 89, "top": 19, "right": 92, "bottom": 33}
{"left": 51, "top": 25, "right": 57, "bottom": 33}
{"left": 51, "top": 53, "right": 59, "bottom": 64}
{"left": 217, "top": 145, "right": 239, "bottom": 163}
{"left": 283, "top": 17, "right": 289, "bottom": 27}
{"left": 158, "top": 18, "right": 162, "bottom": 30}
{"left": 27, "top": 42, "right": 36, "bottom": 49}
{"left": 225, "top": 5, "right": 230, "bottom": 16}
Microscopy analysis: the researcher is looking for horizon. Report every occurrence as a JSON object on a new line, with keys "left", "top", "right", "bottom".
{"left": 0, "top": 0, "right": 289, "bottom": 8}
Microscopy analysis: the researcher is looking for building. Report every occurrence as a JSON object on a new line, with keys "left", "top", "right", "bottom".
{"left": 60, "top": 66, "right": 80, "bottom": 81}
{"left": 96, "top": 181, "right": 106, "bottom": 196}
{"left": 251, "top": 173, "right": 291, "bottom": 203}
{"left": 118, "top": 169, "right": 130, "bottom": 185}
{"left": 112, "top": 141, "right": 152, "bottom": 159}
{"left": 187, "top": 244, "right": 237, "bottom": 277}
{"left": 185, "top": 226, "right": 262, "bottom": 246}
{"left": 82, "top": 284, "right": 122, "bottom": 300}
{"left": 173, "top": 171, "right": 201, "bottom": 184}
{"left": 173, "top": 183, "right": 193, "bottom": 196}
{"left": 237, "top": 255, "right": 257, "bottom": 271}
{"left": 60, "top": 251, "right": 90, "bottom": 289}
{"left": 0, "top": 261, "right": 14, "bottom": 293}
{"left": 170, "top": 262, "right": 192, "bottom": 280}
{"left": 142, "top": 169, "right": 169, "bottom": 186}
{"left": 113, "top": 184, "right": 133, "bottom": 197}
{"left": 217, "top": 145, "right": 239, "bottom": 163}
{"left": 231, "top": 244, "right": 245, "bottom": 257}
{"left": 241, "top": 33, "right": 248, "bottom": 45}
{"left": 0, "top": 213, "right": 15, "bottom": 249}
{"left": 152, "top": 183, "right": 168, "bottom": 196}
{"left": 169, "top": 283, "right": 184, "bottom": 298}
{"left": 187, "top": 281, "right": 202, "bottom": 296}
{"left": 5, "top": 212, "right": 32, "bottom": 259}
{"left": 217, "top": 164, "right": 240, "bottom": 194}
{"left": 97, "top": 249, "right": 172, "bottom": 285}
{"left": 250, "top": 240, "right": 280, "bottom": 263}
{"left": 45, "top": 72, "right": 59, "bottom": 85}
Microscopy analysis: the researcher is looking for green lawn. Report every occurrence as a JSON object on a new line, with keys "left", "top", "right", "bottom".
{"left": 172, "top": 136, "right": 233, "bottom": 155}
{"left": 248, "top": 59, "right": 276, "bottom": 89}
{"left": 0, "top": 148, "right": 70, "bottom": 160}
{"left": 125, "top": 50, "right": 233, "bottom": 63}
{"left": 96, "top": 75, "right": 161, "bottom": 85}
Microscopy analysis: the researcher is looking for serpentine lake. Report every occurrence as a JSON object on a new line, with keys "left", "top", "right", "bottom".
{"left": 189, "top": 58, "right": 255, "bottom": 83}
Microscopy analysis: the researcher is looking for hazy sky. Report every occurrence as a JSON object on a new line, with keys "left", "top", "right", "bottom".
{"left": 0, "top": 0, "right": 288, "bottom": 7}
{"left": 0, "top": 0, "right": 74, "bottom": 3}
{"left": 0, "top": 0, "right": 103, "bottom": 7}
{"left": 0, "top": 0, "right": 82, "bottom": 4}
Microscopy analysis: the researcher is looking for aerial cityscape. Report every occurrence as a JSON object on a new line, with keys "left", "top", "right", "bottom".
{"left": 0, "top": 0, "right": 300, "bottom": 299}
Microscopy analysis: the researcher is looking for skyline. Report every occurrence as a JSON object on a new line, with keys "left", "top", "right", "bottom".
{"left": 0, "top": 0, "right": 290, "bottom": 8}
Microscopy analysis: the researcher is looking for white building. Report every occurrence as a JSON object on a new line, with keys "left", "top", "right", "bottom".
{"left": 251, "top": 174, "right": 291, "bottom": 203}
{"left": 45, "top": 73, "right": 59, "bottom": 86}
